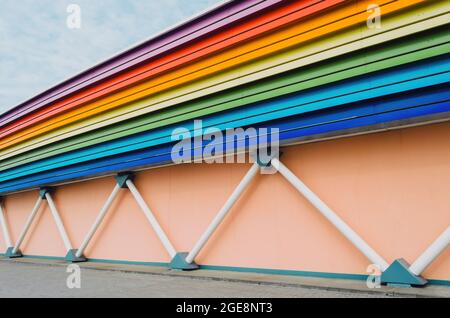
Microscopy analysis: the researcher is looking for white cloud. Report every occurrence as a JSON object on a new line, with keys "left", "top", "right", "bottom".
{"left": 0, "top": 0, "right": 219, "bottom": 112}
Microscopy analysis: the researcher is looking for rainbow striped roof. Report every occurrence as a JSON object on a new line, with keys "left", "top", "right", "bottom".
{"left": 0, "top": 0, "right": 449, "bottom": 194}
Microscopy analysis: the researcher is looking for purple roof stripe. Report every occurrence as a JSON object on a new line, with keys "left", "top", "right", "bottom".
{"left": 0, "top": 0, "right": 284, "bottom": 127}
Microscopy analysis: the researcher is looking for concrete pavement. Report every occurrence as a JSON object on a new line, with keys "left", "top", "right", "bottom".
{"left": 0, "top": 257, "right": 448, "bottom": 298}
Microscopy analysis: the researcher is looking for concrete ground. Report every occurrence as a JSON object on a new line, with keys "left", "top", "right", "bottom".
{"left": 0, "top": 258, "right": 448, "bottom": 298}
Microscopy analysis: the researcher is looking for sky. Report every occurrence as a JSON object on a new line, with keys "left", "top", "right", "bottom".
{"left": 0, "top": 0, "right": 220, "bottom": 113}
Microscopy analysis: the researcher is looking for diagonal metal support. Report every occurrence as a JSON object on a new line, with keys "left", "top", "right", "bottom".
{"left": 125, "top": 179, "right": 176, "bottom": 259}
{"left": 0, "top": 198, "right": 13, "bottom": 251}
{"left": 74, "top": 184, "right": 121, "bottom": 260}
{"left": 271, "top": 157, "right": 389, "bottom": 271}
{"left": 43, "top": 191, "right": 82, "bottom": 262}
{"left": 180, "top": 162, "right": 260, "bottom": 269}
{"left": 9, "top": 195, "right": 44, "bottom": 258}
{"left": 409, "top": 226, "right": 450, "bottom": 275}
{"left": 45, "top": 191, "right": 72, "bottom": 251}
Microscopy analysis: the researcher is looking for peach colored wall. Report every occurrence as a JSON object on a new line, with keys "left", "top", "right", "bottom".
{"left": 1, "top": 122, "right": 449, "bottom": 280}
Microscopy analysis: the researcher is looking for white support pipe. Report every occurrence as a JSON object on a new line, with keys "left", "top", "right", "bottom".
{"left": 409, "top": 226, "right": 450, "bottom": 276}
{"left": 126, "top": 179, "right": 177, "bottom": 258}
{"left": 0, "top": 203, "right": 12, "bottom": 248}
{"left": 272, "top": 158, "right": 389, "bottom": 271}
{"left": 45, "top": 192, "right": 73, "bottom": 252}
{"left": 185, "top": 162, "right": 260, "bottom": 264}
{"left": 76, "top": 184, "right": 121, "bottom": 258}
{"left": 12, "top": 196, "right": 44, "bottom": 254}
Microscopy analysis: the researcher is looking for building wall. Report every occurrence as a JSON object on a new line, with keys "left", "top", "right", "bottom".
{"left": 1, "top": 122, "right": 449, "bottom": 280}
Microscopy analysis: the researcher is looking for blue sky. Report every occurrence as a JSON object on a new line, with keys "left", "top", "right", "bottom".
{"left": 0, "top": 0, "right": 220, "bottom": 113}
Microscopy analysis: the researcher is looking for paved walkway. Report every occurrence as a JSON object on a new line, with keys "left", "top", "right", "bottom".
{"left": 0, "top": 258, "right": 447, "bottom": 298}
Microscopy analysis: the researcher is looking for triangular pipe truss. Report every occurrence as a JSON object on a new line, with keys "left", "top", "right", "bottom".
{"left": 0, "top": 158, "right": 448, "bottom": 287}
